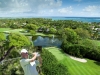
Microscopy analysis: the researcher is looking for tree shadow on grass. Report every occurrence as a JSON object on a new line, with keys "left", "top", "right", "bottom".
{"left": 94, "top": 61, "right": 100, "bottom": 66}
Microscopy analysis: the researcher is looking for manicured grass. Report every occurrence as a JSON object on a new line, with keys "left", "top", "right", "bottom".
{"left": 0, "top": 28, "right": 11, "bottom": 32}
{"left": 0, "top": 28, "right": 54, "bottom": 37}
{"left": 44, "top": 47, "right": 100, "bottom": 75}
{"left": 8, "top": 29, "right": 24, "bottom": 33}
{"left": 36, "top": 33, "right": 54, "bottom": 37}
{"left": 0, "top": 28, "right": 31, "bottom": 35}
{"left": 0, "top": 28, "right": 24, "bottom": 33}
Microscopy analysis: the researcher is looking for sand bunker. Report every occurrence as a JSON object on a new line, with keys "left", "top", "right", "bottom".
{"left": 67, "top": 54, "right": 87, "bottom": 63}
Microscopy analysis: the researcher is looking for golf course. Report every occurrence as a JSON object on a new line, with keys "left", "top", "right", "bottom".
{"left": 0, "top": 17, "right": 100, "bottom": 75}
{"left": 0, "top": 28, "right": 100, "bottom": 75}
{"left": 44, "top": 47, "right": 100, "bottom": 75}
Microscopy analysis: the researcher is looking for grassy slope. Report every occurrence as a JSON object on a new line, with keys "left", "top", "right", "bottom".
{"left": 44, "top": 47, "right": 100, "bottom": 75}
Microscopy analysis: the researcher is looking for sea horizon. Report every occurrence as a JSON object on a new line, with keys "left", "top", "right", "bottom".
{"left": 0, "top": 16, "right": 100, "bottom": 23}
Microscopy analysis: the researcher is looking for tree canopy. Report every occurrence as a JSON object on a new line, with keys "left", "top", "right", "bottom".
{"left": 0, "top": 33, "right": 31, "bottom": 62}
{"left": 62, "top": 28, "right": 78, "bottom": 44}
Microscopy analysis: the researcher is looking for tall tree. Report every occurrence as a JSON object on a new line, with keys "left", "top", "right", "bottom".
{"left": 25, "top": 24, "right": 38, "bottom": 35}
{"left": 75, "top": 28, "right": 90, "bottom": 39}
{"left": 49, "top": 27, "right": 57, "bottom": 34}
{"left": 62, "top": 28, "right": 78, "bottom": 44}
{"left": 0, "top": 33, "right": 31, "bottom": 62}
{"left": 93, "top": 30, "right": 99, "bottom": 39}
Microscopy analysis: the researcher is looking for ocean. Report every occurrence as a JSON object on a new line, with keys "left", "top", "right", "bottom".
{"left": 0, "top": 16, "right": 100, "bottom": 23}
{"left": 50, "top": 17, "right": 100, "bottom": 23}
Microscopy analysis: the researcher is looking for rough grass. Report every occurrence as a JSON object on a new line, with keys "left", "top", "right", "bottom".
{"left": 92, "top": 40, "right": 100, "bottom": 46}
{"left": 44, "top": 47, "right": 100, "bottom": 75}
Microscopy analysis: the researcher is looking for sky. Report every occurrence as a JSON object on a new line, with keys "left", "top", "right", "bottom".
{"left": 0, "top": 0, "right": 100, "bottom": 17}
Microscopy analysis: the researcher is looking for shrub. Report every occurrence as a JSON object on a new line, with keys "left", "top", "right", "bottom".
{"left": 41, "top": 49, "right": 70, "bottom": 75}
{"left": 61, "top": 43, "right": 100, "bottom": 62}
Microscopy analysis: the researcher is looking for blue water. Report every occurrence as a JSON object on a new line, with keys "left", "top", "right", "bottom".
{"left": 1, "top": 16, "right": 100, "bottom": 23}
{"left": 33, "top": 36, "right": 62, "bottom": 48}
{"left": 50, "top": 17, "right": 100, "bottom": 23}
{"left": 33, "top": 16, "right": 100, "bottom": 23}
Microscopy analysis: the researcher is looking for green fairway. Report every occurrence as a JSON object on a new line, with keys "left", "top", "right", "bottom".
{"left": 8, "top": 29, "right": 24, "bottom": 33}
{"left": 0, "top": 28, "right": 11, "bottom": 32}
{"left": 0, "top": 28, "right": 24, "bottom": 33}
{"left": 0, "top": 28, "right": 31, "bottom": 35}
{"left": 44, "top": 47, "right": 100, "bottom": 75}
{"left": 0, "top": 28, "right": 54, "bottom": 37}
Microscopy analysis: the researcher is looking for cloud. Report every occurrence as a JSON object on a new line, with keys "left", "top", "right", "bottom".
{"left": 83, "top": 5, "right": 98, "bottom": 12}
{"left": 79, "top": 5, "right": 100, "bottom": 17}
{"left": 0, "top": 0, "right": 62, "bottom": 14}
{"left": 0, "top": 0, "right": 29, "bottom": 13}
{"left": 49, "top": 9, "right": 54, "bottom": 13}
{"left": 58, "top": 6, "right": 73, "bottom": 14}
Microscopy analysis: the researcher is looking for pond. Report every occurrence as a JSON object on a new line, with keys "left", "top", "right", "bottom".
{"left": 33, "top": 36, "right": 62, "bottom": 48}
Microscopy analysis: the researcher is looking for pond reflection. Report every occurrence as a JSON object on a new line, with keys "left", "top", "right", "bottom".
{"left": 33, "top": 36, "right": 62, "bottom": 48}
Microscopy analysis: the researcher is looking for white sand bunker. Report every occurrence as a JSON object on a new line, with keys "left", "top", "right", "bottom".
{"left": 67, "top": 54, "right": 87, "bottom": 63}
